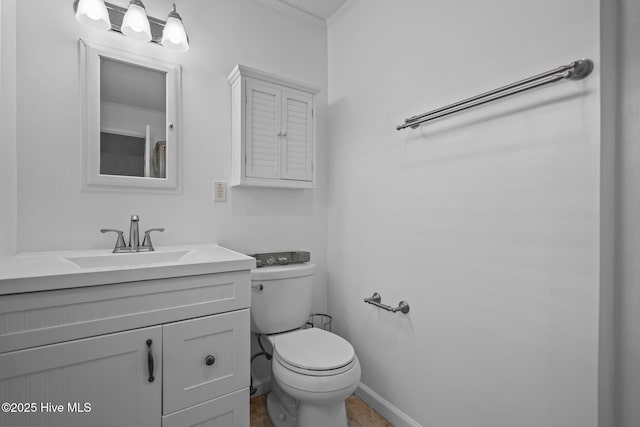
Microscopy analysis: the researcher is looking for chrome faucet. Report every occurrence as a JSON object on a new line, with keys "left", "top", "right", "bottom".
{"left": 101, "top": 215, "right": 165, "bottom": 253}
{"left": 129, "top": 215, "right": 140, "bottom": 252}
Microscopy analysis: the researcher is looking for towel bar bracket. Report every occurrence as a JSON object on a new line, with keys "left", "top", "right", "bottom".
{"left": 364, "top": 292, "right": 410, "bottom": 314}
{"left": 567, "top": 58, "right": 594, "bottom": 80}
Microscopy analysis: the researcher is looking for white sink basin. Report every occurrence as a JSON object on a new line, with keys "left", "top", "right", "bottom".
{"left": 64, "top": 250, "right": 191, "bottom": 269}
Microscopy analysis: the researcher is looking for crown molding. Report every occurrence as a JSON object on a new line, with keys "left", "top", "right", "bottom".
{"left": 255, "top": 0, "right": 326, "bottom": 26}
{"left": 327, "top": 0, "right": 360, "bottom": 27}
{"left": 228, "top": 64, "right": 320, "bottom": 95}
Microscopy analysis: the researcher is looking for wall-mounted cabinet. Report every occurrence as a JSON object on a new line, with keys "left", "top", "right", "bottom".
{"left": 228, "top": 65, "right": 320, "bottom": 189}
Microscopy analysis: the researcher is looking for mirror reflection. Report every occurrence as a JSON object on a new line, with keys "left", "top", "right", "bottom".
{"left": 100, "top": 57, "right": 167, "bottom": 179}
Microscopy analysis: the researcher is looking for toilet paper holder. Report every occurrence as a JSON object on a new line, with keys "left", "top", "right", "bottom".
{"left": 364, "top": 293, "right": 410, "bottom": 314}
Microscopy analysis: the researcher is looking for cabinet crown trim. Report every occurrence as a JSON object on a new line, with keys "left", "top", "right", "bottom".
{"left": 228, "top": 64, "right": 321, "bottom": 95}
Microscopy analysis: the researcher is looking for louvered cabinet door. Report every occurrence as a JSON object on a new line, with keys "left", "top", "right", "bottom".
{"left": 281, "top": 89, "right": 313, "bottom": 181}
{"left": 245, "top": 79, "right": 281, "bottom": 179}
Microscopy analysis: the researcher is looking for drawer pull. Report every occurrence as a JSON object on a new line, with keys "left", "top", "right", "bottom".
{"left": 146, "top": 339, "right": 155, "bottom": 382}
{"left": 205, "top": 354, "right": 216, "bottom": 366}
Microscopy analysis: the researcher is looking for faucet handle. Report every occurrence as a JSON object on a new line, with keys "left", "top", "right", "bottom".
{"left": 142, "top": 228, "right": 165, "bottom": 251}
{"left": 100, "top": 229, "right": 126, "bottom": 253}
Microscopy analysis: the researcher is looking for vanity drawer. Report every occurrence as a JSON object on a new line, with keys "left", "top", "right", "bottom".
{"left": 0, "top": 271, "right": 250, "bottom": 354}
{"left": 162, "top": 309, "right": 250, "bottom": 415}
{"left": 162, "top": 388, "right": 249, "bottom": 427}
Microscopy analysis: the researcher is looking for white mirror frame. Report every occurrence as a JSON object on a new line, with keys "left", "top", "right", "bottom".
{"left": 79, "top": 39, "right": 181, "bottom": 190}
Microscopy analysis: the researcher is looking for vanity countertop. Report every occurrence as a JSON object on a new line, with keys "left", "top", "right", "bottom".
{"left": 0, "top": 244, "right": 256, "bottom": 296}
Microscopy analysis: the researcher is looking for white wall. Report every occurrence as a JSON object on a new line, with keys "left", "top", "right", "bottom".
{"left": 615, "top": 0, "right": 640, "bottom": 425}
{"left": 7, "top": 3, "right": 329, "bottom": 374}
{"left": 598, "top": 0, "right": 617, "bottom": 425}
{"left": 4, "top": 0, "right": 618, "bottom": 424}
{"left": 598, "top": 0, "right": 619, "bottom": 427}
{"left": 327, "top": 1, "right": 600, "bottom": 426}
{"left": 4, "top": 0, "right": 328, "bottom": 394}
{"left": 12, "top": 0, "right": 328, "bottom": 311}
{"left": 0, "top": 0, "right": 17, "bottom": 259}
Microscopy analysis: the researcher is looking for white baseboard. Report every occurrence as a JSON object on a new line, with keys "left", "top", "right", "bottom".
{"left": 251, "top": 379, "right": 422, "bottom": 426}
{"left": 355, "top": 383, "right": 422, "bottom": 427}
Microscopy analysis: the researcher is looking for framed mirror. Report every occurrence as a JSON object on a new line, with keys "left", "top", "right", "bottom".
{"left": 80, "top": 40, "right": 181, "bottom": 189}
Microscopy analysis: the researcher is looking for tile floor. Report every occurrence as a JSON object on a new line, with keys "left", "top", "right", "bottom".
{"left": 250, "top": 393, "right": 393, "bottom": 427}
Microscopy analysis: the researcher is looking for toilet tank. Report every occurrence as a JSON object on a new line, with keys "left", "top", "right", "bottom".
{"left": 250, "top": 263, "right": 316, "bottom": 334}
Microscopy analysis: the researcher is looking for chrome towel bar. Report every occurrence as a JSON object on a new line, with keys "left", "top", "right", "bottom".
{"left": 396, "top": 58, "right": 594, "bottom": 130}
{"left": 364, "top": 293, "right": 410, "bottom": 314}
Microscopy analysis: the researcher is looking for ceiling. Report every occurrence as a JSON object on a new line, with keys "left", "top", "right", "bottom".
{"left": 263, "top": 0, "right": 350, "bottom": 20}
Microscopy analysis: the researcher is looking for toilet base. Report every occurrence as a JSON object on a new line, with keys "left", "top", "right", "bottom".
{"left": 267, "top": 378, "right": 349, "bottom": 427}
{"left": 297, "top": 400, "right": 348, "bottom": 427}
{"left": 267, "top": 379, "right": 298, "bottom": 427}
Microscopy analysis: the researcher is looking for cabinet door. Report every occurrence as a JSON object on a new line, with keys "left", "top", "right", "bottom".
{"left": 162, "top": 309, "right": 249, "bottom": 414}
{"left": 281, "top": 88, "right": 314, "bottom": 181}
{"left": 0, "top": 326, "right": 162, "bottom": 427}
{"left": 245, "top": 79, "right": 281, "bottom": 179}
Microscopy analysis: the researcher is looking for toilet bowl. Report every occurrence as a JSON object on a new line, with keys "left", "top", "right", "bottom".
{"left": 268, "top": 328, "right": 361, "bottom": 427}
{"left": 251, "top": 263, "right": 361, "bottom": 427}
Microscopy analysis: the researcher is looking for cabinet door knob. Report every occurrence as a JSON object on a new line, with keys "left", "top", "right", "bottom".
{"left": 276, "top": 131, "right": 282, "bottom": 136}
{"left": 282, "top": 130, "right": 287, "bottom": 136}
{"left": 205, "top": 355, "right": 216, "bottom": 366}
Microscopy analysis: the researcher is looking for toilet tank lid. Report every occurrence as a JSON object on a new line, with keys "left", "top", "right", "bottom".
{"left": 251, "top": 263, "right": 316, "bottom": 280}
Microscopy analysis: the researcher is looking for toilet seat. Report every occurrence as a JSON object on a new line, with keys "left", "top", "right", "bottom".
{"left": 273, "top": 328, "right": 355, "bottom": 376}
{"left": 274, "top": 351, "right": 358, "bottom": 377}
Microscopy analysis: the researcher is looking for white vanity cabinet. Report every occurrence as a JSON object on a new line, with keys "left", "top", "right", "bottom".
{"left": 0, "top": 254, "right": 253, "bottom": 427}
{"left": 228, "top": 65, "right": 320, "bottom": 189}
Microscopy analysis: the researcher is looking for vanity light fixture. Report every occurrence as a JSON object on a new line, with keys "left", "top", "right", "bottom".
{"left": 121, "top": 0, "right": 151, "bottom": 42}
{"left": 161, "top": 4, "right": 189, "bottom": 52}
{"left": 75, "top": 0, "right": 111, "bottom": 30}
{"left": 73, "top": 0, "right": 189, "bottom": 52}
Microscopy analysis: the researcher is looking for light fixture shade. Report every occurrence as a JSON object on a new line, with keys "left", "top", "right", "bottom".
{"left": 161, "top": 4, "right": 189, "bottom": 52}
{"left": 75, "top": 0, "right": 111, "bottom": 31}
{"left": 121, "top": 0, "right": 151, "bottom": 42}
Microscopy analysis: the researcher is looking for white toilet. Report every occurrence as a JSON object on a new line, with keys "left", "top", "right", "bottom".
{"left": 251, "top": 263, "right": 361, "bottom": 427}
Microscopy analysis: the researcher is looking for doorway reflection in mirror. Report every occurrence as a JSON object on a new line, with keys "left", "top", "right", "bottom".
{"left": 100, "top": 57, "right": 167, "bottom": 179}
